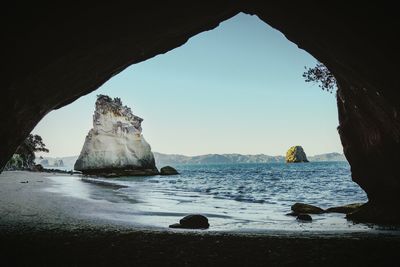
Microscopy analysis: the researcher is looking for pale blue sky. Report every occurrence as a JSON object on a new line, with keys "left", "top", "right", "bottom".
{"left": 33, "top": 13, "right": 342, "bottom": 157}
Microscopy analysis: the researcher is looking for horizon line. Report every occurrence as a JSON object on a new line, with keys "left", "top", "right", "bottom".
{"left": 37, "top": 151, "right": 344, "bottom": 159}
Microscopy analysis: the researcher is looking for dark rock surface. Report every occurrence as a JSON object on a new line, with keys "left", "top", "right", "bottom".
{"left": 296, "top": 214, "right": 312, "bottom": 222}
{"left": 168, "top": 223, "right": 182, "bottom": 229}
{"left": 346, "top": 202, "right": 400, "bottom": 225}
{"left": 291, "top": 203, "right": 324, "bottom": 215}
{"left": 160, "top": 166, "right": 179, "bottom": 175}
{"left": 169, "top": 214, "right": 210, "bottom": 229}
{"left": 326, "top": 203, "right": 364, "bottom": 214}
{"left": 2, "top": 3, "right": 400, "bottom": 222}
{"left": 81, "top": 168, "right": 159, "bottom": 178}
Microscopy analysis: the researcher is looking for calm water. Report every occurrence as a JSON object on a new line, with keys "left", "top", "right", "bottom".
{"left": 48, "top": 162, "right": 381, "bottom": 232}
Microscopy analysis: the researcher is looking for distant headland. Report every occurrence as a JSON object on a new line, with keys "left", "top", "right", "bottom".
{"left": 37, "top": 152, "right": 346, "bottom": 171}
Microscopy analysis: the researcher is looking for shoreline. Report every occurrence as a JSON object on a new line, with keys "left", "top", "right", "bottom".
{"left": 0, "top": 170, "right": 398, "bottom": 236}
{"left": 1, "top": 171, "right": 399, "bottom": 265}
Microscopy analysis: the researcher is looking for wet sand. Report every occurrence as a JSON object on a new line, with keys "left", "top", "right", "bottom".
{"left": 0, "top": 171, "right": 399, "bottom": 266}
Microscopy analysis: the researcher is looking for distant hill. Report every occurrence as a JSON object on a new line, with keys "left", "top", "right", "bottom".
{"left": 35, "top": 156, "right": 78, "bottom": 171}
{"left": 308, "top": 152, "right": 346, "bottom": 162}
{"left": 153, "top": 152, "right": 285, "bottom": 166}
{"left": 36, "top": 152, "right": 346, "bottom": 170}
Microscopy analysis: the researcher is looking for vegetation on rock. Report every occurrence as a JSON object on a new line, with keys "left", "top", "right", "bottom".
{"left": 5, "top": 134, "right": 48, "bottom": 170}
{"left": 285, "top": 146, "right": 309, "bottom": 163}
{"left": 303, "top": 62, "right": 337, "bottom": 93}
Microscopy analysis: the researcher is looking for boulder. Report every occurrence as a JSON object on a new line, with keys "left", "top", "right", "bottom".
{"left": 296, "top": 214, "right": 312, "bottom": 222}
{"left": 326, "top": 203, "right": 364, "bottom": 214}
{"left": 291, "top": 203, "right": 324, "bottom": 214}
{"left": 168, "top": 223, "right": 182, "bottom": 228}
{"left": 346, "top": 202, "right": 400, "bottom": 224}
{"left": 160, "top": 166, "right": 179, "bottom": 175}
{"left": 74, "top": 95, "right": 159, "bottom": 177}
{"left": 286, "top": 146, "right": 309, "bottom": 163}
{"left": 169, "top": 214, "right": 209, "bottom": 229}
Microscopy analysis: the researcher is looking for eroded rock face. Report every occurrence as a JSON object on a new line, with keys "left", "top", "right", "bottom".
{"left": 74, "top": 95, "right": 158, "bottom": 176}
{"left": 286, "top": 146, "right": 309, "bottom": 163}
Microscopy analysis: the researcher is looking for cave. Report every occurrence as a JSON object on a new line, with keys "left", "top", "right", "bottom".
{"left": 2, "top": 2, "right": 400, "bottom": 226}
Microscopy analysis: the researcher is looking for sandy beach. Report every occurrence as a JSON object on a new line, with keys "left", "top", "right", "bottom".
{"left": 1, "top": 171, "right": 399, "bottom": 266}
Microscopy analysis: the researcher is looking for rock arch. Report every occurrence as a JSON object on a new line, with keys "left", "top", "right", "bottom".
{"left": 3, "top": 2, "right": 400, "bottom": 222}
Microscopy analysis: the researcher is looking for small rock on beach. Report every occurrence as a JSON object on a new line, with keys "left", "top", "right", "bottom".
{"left": 291, "top": 203, "right": 324, "bottom": 214}
{"left": 160, "top": 166, "right": 179, "bottom": 175}
{"left": 169, "top": 214, "right": 209, "bottom": 229}
{"left": 325, "top": 203, "right": 364, "bottom": 214}
{"left": 296, "top": 214, "right": 312, "bottom": 222}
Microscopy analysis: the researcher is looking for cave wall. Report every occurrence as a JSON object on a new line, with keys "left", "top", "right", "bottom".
{"left": 1, "top": 2, "right": 241, "bottom": 168}
{"left": 3, "top": 2, "right": 400, "bottom": 211}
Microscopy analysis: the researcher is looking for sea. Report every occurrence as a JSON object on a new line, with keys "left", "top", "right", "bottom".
{"left": 47, "top": 162, "right": 398, "bottom": 233}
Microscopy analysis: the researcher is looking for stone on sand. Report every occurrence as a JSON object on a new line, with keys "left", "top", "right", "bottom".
{"left": 169, "top": 214, "right": 209, "bottom": 229}
{"left": 326, "top": 203, "right": 364, "bottom": 214}
{"left": 291, "top": 203, "right": 324, "bottom": 214}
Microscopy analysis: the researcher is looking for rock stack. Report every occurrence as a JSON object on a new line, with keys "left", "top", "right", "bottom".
{"left": 74, "top": 95, "right": 159, "bottom": 177}
{"left": 285, "top": 146, "right": 309, "bottom": 163}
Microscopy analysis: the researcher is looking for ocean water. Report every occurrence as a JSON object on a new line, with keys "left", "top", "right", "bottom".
{"left": 48, "top": 162, "right": 384, "bottom": 232}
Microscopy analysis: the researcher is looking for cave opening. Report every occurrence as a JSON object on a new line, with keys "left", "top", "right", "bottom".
{"left": 34, "top": 13, "right": 342, "bottom": 160}
{"left": 2, "top": 3, "right": 400, "bottom": 265}
{"left": 23, "top": 13, "right": 369, "bottom": 231}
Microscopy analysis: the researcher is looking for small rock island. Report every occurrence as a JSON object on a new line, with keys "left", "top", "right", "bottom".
{"left": 286, "top": 146, "right": 309, "bottom": 163}
{"left": 74, "top": 95, "right": 159, "bottom": 177}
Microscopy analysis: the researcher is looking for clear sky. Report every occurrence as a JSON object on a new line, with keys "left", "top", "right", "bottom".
{"left": 33, "top": 13, "right": 342, "bottom": 158}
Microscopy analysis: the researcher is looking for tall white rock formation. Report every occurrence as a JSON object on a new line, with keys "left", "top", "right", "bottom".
{"left": 74, "top": 95, "right": 158, "bottom": 176}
